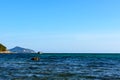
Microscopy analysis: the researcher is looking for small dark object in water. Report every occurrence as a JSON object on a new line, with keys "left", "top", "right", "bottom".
{"left": 37, "top": 51, "right": 42, "bottom": 54}
{"left": 31, "top": 57, "right": 40, "bottom": 61}
{"left": 37, "top": 52, "right": 40, "bottom": 54}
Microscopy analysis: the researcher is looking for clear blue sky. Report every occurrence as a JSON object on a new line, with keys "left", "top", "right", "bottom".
{"left": 0, "top": 0, "right": 120, "bottom": 53}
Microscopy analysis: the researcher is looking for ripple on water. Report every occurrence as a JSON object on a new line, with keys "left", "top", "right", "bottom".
{"left": 1, "top": 53, "right": 120, "bottom": 80}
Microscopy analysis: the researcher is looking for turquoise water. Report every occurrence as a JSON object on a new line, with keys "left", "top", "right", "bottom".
{"left": 0, "top": 53, "right": 120, "bottom": 80}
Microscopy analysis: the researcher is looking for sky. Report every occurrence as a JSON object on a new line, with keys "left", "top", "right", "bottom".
{"left": 0, "top": 0, "right": 120, "bottom": 53}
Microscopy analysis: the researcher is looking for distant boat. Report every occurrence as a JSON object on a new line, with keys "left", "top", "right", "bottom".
{"left": 37, "top": 51, "right": 42, "bottom": 54}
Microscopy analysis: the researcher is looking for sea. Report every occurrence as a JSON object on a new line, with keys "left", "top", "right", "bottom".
{"left": 0, "top": 53, "right": 120, "bottom": 80}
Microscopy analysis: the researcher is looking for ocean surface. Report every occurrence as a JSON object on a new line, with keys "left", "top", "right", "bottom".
{"left": 0, "top": 53, "right": 120, "bottom": 80}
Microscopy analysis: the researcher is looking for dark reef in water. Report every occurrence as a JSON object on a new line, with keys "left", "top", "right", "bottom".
{"left": 31, "top": 57, "right": 40, "bottom": 61}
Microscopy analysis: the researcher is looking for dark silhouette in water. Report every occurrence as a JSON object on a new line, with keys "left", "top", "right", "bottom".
{"left": 37, "top": 52, "right": 40, "bottom": 54}
{"left": 37, "top": 51, "right": 42, "bottom": 54}
{"left": 31, "top": 57, "right": 40, "bottom": 61}
{"left": 31, "top": 52, "right": 42, "bottom": 61}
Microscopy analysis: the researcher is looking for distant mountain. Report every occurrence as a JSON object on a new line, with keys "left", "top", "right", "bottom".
{"left": 9, "top": 46, "right": 36, "bottom": 53}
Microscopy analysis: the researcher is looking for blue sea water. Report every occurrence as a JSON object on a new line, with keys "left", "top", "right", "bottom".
{"left": 0, "top": 53, "right": 120, "bottom": 80}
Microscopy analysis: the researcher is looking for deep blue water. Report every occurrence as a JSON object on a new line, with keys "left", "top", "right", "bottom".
{"left": 0, "top": 53, "right": 120, "bottom": 80}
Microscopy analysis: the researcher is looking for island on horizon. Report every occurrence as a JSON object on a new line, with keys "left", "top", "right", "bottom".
{"left": 9, "top": 46, "right": 36, "bottom": 53}
{"left": 0, "top": 43, "right": 38, "bottom": 53}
